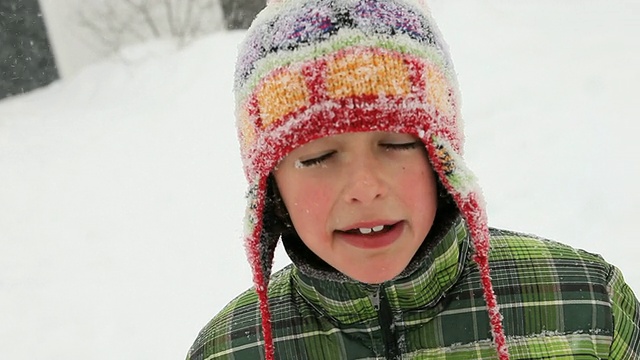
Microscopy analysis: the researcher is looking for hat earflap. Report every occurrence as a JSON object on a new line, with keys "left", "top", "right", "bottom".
{"left": 243, "top": 177, "right": 277, "bottom": 360}
{"left": 424, "top": 135, "right": 509, "bottom": 360}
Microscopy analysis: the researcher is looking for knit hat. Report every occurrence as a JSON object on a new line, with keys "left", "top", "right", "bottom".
{"left": 234, "top": 0, "right": 508, "bottom": 359}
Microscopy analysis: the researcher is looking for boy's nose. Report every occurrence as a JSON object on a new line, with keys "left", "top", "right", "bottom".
{"left": 342, "top": 157, "right": 387, "bottom": 204}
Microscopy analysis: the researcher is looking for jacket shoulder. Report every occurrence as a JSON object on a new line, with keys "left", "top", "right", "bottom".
{"left": 186, "top": 265, "right": 296, "bottom": 360}
{"left": 485, "top": 228, "right": 615, "bottom": 338}
{"left": 487, "top": 227, "right": 613, "bottom": 297}
{"left": 489, "top": 228, "right": 609, "bottom": 268}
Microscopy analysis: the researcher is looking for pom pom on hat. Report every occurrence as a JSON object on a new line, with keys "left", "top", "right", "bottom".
{"left": 233, "top": 1, "right": 509, "bottom": 359}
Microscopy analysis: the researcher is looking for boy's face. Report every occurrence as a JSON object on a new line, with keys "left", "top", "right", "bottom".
{"left": 273, "top": 131, "right": 438, "bottom": 284}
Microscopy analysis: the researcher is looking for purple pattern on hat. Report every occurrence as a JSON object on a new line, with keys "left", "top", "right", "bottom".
{"left": 235, "top": 0, "right": 443, "bottom": 90}
{"left": 353, "top": 0, "right": 426, "bottom": 39}
{"left": 234, "top": 33, "right": 266, "bottom": 91}
{"left": 287, "top": 8, "right": 335, "bottom": 42}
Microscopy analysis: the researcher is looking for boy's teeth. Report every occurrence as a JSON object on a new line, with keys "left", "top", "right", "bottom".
{"left": 357, "top": 225, "right": 385, "bottom": 234}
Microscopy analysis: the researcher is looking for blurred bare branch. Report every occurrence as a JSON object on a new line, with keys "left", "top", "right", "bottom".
{"left": 77, "top": 0, "right": 224, "bottom": 56}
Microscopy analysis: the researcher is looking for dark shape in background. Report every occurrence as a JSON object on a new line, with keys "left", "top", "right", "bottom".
{"left": 0, "top": 0, "right": 58, "bottom": 100}
{"left": 220, "top": 0, "right": 266, "bottom": 30}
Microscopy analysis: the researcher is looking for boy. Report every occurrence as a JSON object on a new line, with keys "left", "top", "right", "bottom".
{"left": 187, "top": 0, "right": 640, "bottom": 358}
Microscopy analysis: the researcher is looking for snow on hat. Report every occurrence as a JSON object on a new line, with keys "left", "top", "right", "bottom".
{"left": 234, "top": 0, "right": 508, "bottom": 358}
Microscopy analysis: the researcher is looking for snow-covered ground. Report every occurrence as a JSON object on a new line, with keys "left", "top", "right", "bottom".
{"left": 1, "top": 1, "right": 638, "bottom": 359}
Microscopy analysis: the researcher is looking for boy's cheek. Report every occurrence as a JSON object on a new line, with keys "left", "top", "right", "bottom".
{"left": 287, "top": 183, "right": 333, "bottom": 219}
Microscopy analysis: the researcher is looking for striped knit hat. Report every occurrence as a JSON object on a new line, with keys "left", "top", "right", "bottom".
{"left": 234, "top": 0, "right": 508, "bottom": 358}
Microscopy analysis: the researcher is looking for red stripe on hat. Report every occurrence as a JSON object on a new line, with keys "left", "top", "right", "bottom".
{"left": 302, "top": 58, "right": 329, "bottom": 104}
{"left": 404, "top": 56, "right": 428, "bottom": 102}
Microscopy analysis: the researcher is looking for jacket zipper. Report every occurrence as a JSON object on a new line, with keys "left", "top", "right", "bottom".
{"left": 370, "top": 287, "right": 400, "bottom": 359}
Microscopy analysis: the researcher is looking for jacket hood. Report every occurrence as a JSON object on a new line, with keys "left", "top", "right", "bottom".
{"left": 291, "top": 212, "right": 469, "bottom": 325}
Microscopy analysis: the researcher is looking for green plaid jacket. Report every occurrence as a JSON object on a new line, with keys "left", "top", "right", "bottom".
{"left": 187, "top": 219, "right": 640, "bottom": 359}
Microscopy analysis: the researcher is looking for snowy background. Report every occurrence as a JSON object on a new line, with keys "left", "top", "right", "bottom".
{"left": 1, "top": 1, "right": 638, "bottom": 359}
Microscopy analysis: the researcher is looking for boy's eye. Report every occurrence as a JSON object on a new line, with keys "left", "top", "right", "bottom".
{"left": 382, "top": 141, "right": 421, "bottom": 150}
{"left": 297, "top": 151, "right": 336, "bottom": 168}
{"left": 294, "top": 141, "right": 420, "bottom": 168}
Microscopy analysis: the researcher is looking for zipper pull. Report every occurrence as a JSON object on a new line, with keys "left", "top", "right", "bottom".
{"left": 369, "top": 287, "right": 381, "bottom": 311}
{"left": 369, "top": 286, "right": 400, "bottom": 359}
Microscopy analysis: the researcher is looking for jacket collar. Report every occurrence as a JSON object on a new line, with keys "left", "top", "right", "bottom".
{"left": 290, "top": 215, "right": 469, "bottom": 324}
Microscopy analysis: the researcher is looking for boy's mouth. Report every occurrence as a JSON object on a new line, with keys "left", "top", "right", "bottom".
{"left": 334, "top": 221, "right": 404, "bottom": 249}
{"left": 337, "top": 221, "right": 401, "bottom": 235}
{"left": 341, "top": 224, "right": 394, "bottom": 235}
